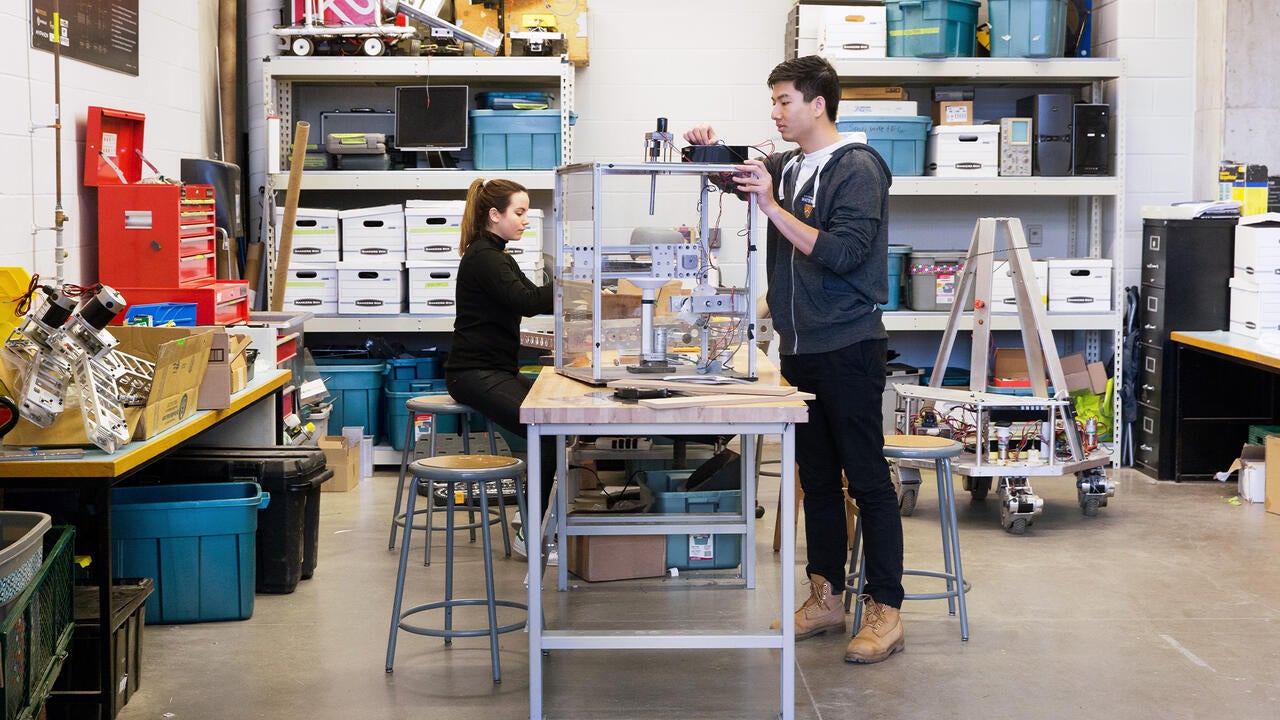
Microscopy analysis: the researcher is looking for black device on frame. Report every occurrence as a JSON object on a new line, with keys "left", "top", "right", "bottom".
{"left": 1072, "top": 103, "right": 1110, "bottom": 176}
{"left": 394, "top": 85, "right": 470, "bottom": 152}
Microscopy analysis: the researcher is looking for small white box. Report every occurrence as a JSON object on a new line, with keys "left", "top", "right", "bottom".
{"left": 276, "top": 207, "right": 340, "bottom": 263}
{"left": 1234, "top": 213, "right": 1280, "bottom": 288}
{"left": 405, "top": 200, "right": 465, "bottom": 262}
{"left": 284, "top": 263, "right": 338, "bottom": 314}
{"left": 793, "top": 3, "right": 886, "bottom": 57}
{"left": 1241, "top": 460, "right": 1266, "bottom": 503}
{"left": 926, "top": 125, "right": 999, "bottom": 178}
{"left": 991, "top": 259, "right": 1048, "bottom": 314}
{"left": 337, "top": 261, "right": 403, "bottom": 315}
{"left": 837, "top": 100, "right": 919, "bottom": 117}
{"left": 407, "top": 261, "right": 459, "bottom": 316}
{"left": 1229, "top": 275, "right": 1280, "bottom": 337}
{"left": 1048, "top": 258, "right": 1112, "bottom": 313}
{"left": 340, "top": 204, "right": 406, "bottom": 261}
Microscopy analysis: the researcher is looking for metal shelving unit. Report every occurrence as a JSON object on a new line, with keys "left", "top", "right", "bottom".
{"left": 260, "top": 55, "right": 574, "bottom": 316}
{"left": 836, "top": 57, "right": 1126, "bottom": 453}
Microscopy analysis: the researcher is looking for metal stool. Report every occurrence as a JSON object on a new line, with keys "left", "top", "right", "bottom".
{"left": 387, "top": 393, "right": 510, "bottom": 565}
{"left": 845, "top": 435, "right": 971, "bottom": 640}
{"left": 386, "top": 454, "right": 529, "bottom": 683}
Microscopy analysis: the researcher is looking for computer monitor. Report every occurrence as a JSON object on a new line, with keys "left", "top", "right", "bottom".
{"left": 394, "top": 85, "right": 470, "bottom": 152}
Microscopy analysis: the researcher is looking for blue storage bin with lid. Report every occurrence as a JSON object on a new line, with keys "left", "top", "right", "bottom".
{"left": 836, "top": 116, "right": 931, "bottom": 176}
{"left": 111, "top": 482, "right": 269, "bottom": 624}
{"left": 988, "top": 0, "right": 1068, "bottom": 58}
{"left": 885, "top": 0, "right": 980, "bottom": 58}
{"left": 881, "top": 244, "right": 912, "bottom": 311}
{"left": 307, "top": 357, "right": 386, "bottom": 438}
{"left": 470, "top": 109, "right": 569, "bottom": 170}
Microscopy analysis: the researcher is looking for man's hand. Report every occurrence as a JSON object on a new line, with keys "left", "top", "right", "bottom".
{"left": 683, "top": 125, "right": 719, "bottom": 145}
{"left": 732, "top": 159, "right": 779, "bottom": 215}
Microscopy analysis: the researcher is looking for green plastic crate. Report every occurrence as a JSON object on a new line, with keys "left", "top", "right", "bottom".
{"left": 1248, "top": 425, "right": 1280, "bottom": 445}
{"left": 0, "top": 526, "right": 74, "bottom": 720}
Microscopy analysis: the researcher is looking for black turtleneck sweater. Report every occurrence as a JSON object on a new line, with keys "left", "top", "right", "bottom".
{"left": 445, "top": 231, "right": 553, "bottom": 374}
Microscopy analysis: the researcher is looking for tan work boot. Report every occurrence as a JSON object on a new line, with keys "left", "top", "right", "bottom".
{"left": 845, "top": 596, "right": 904, "bottom": 663}
{"left": 770, "top": 574, "right": 846, "bottom": 640}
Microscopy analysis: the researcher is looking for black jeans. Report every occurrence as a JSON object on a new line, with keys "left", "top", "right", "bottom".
{"left": 780, "top": 338, "right": 904, "bottom": 608}
{"left": 445, "top": 368, "right": 556, "bottom": 512}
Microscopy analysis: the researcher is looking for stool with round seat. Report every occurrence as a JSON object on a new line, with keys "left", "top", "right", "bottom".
{"left": 845, "top": 434, "right": 971, "bottom": 641}
{"left": 386, "top": 454, "right": 528, "bottom": 683}
{"left": 387, "top": 393, "right": 512, "bottom": 565}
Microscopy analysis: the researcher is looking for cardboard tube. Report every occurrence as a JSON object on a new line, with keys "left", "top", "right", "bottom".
{"left": 245, "top": 241, "right": 265, "bottom": 308}
{"left": 271, "top": 121, "right": 309, "bottom": 312}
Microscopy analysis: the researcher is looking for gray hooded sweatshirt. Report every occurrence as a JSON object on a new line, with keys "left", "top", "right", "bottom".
{"left": 761, "top": 142, "right": 892, "bottom": 355}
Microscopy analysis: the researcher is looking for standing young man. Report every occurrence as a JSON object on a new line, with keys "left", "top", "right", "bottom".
{"left": 685, "top": 55, "right": 904, "bottom": 663}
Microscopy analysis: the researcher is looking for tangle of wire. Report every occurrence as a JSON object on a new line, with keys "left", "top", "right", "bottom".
{"left": 10, "top": 274, "right": 95, "bottom": 317}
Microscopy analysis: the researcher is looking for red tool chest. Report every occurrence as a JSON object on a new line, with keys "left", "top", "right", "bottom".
{"left": 87, "top": 106, "right": 248, "bottom": 325}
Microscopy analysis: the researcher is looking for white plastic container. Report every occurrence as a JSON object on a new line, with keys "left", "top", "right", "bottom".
{"left": 405, "top": 200, "right": 465, "bottom": 262}
{"left": 819, "top": 7, "right": 889, "bottom": 59}
{"left": 991, "top": 259, "right": 1048, "bottom": 314}
{"left": 283, "top": 263, "right": 339, "bottom": 314}
{"left": 406, "top": 261, "right": 459, "bottom": 316}
{"left": 1229, "top": 275, "right": 1280, "bottom": 337}
{"left": 1234, "top": 213, "right": 1280, "bottom": 288}
{"left": 275, "top": 207, "right": 340, "bottom": 264}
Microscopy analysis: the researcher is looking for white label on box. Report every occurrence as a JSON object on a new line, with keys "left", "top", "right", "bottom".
{"left": 943, "top": 105, "right": 968, "bottom": 123}
{"left": 688, "top": 534, "right": 714, "bottom": 561}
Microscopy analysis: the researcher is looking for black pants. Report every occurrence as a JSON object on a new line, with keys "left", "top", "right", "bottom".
{"left": 780, "top": 338, "right": 904, "bottom": 608}
{"left": 445, "top": 368, "right": 556, "bottom": 512}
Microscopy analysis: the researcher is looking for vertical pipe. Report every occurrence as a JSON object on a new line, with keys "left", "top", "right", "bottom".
{"left": 52, "top": 0, "right": 66, "bottom": 286}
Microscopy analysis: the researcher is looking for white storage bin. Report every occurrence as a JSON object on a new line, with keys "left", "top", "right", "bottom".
{"left": 1048, "top": 258, "right": 1112, "bottom": 313}
{"left": 340, "top": 204, "right": 406, "bottom": 261}
{"left": 790, "top": 3, "right": 887, "bottom": 58}
{"left": 407, "top": 261, "right": 459, "bottom": 316}
{"left": 275, "top": 207, "right": 340, "bottom": 263}
{"left": 283, "top": 263, "right": 338, "bottom": 314}
{"left": 1229, "top": 275, "right": 1280, "bottom": 337}
{"left": 515, "top": 255, "right": 544, "bottom": 284}
{"left": 927, "top": 125, "right": 999, "bottom": 178}
{"left": 337, "top": 261, "right": 404, "bottom": 315}
{"left": 819, "top": 8, "right": 889, "bottom": 60}
{"left": 991, "top": 259, "right": 1048, "bottom": 314}
{"left": 1234, "top": 213, "right": 1280, "bottom": 288}
{"left": 405, "top": 200, "right": 465, "bottom": 262}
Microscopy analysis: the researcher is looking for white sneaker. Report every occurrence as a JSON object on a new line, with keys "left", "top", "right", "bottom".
{"left": 511, "top": 511, "right": 556, "bottom": 566}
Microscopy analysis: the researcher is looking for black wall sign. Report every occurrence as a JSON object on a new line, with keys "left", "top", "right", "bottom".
{"left": 31, "top": 0, "right": 140, "bottom": 77}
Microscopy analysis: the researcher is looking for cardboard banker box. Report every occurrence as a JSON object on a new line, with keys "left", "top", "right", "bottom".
{"left": 0, "top": 325, "right": 214, "bottom": 447}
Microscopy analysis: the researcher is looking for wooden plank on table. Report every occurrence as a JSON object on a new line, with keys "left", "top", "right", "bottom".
{"left": 638, "top": 391, "right": 814, "bottom": 410}
{"left": 606, "top": 379, "right": 798, "bottom": 396}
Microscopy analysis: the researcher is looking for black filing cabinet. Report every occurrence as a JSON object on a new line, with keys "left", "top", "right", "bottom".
{"left": 1135, "top": 217, "right": 1236, "bottom": 479}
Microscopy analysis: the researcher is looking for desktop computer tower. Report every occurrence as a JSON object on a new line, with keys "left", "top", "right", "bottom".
{"left": 1072, "top": 103, "right": 1111, "bottom": 175}
{"left": 1016, "top": 93, "right": 1073, "bottom": 176}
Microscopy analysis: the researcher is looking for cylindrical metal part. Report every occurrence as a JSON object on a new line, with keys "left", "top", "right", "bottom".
{"left": 80, "top": 286, "right": 127, "bottom": 330}
{"left": 38, "top": 287, "right": 76, "bottom": 328}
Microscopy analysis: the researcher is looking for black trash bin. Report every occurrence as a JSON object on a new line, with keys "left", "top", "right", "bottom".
{"left": 135, "top": 448, "right": 331, "bottom": 594}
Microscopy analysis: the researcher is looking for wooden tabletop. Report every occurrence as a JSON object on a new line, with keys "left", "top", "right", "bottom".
{"left": 0, "top": 370, "right": 290, "bottom": 479}
{"left": 1170, "top": 331, "right": 1280, "bottom": 372}
{"left": 520, "top": 367, "right": 810, "bottom": 426}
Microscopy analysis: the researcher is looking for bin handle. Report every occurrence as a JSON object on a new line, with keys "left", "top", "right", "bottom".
{"left": 258, "top": 491, "right": 271, "bottom": 510}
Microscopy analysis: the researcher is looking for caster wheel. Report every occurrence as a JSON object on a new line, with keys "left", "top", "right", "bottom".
{"left": 898, "top": 486, "right": 918, "bottom": 516}
{"left": 1082, "top": 497, "right": 1100, "bottom": 517}
{"left": 291, "top": 37, "right": 315, "bottom": 56}
{"left": 968, "top": 477, "right": 990, "bottom": 501}
{"left": 363, "top": 37, "right": 386, "bottom": 56}
{"left": 755, "top": 504, "right": 766, "bottom": 519}
{"left": 1008, "top": 517, "right": 1028, "bottom": 535}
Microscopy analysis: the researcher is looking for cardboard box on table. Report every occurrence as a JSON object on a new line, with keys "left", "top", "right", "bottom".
{"left": 197, "top": 329, "right": 255, "bottom": 410}
{"left": 0, "top": 326, "right": 214, "bottom": 447}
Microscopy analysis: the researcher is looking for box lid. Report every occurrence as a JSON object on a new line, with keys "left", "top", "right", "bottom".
{"left": 85, "top": 106, "right": 146, "bottom": 187}
{"left": 337, "top": 260, "right": 404, "bottom": 270}
{"left": 339, "top": 204, "right": 403, "bottom": 219}
{"left": 404, "top": 199, "right": 466, "bottom": 211}
{"left": 930, "top": 124, "right": 998, "bottom": 136}
{"left": 1239, "top": 212, "right": 1280, "bottom": 228}
{"left": 276, "top": 207, "right": 340, "bottom": 219}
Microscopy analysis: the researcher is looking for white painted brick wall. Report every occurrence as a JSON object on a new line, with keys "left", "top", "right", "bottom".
{"left": 0, "top": 0, "right": 220, "bottom": 285}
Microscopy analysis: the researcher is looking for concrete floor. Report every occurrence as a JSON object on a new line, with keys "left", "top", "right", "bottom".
{"left": 114, "top": 459, "right": 1280, "bottom": 720}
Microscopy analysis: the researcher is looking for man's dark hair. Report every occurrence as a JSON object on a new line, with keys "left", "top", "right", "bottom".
{"left": 767, "top": 55, "right": 841, "bottom": 123}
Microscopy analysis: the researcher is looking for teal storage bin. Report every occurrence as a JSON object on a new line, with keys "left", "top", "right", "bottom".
{"left": 308, "top": 358, "right": 386, "bottom": 438}
{"left": 470, "top": 109, "right": 563, "bottom": 170}
{"left": 885, "top": 0, "right": 980, "bottom": 57}
{"left": 881, "top": 245, "right": 912, "bottom": 311}
{"left": 836, "top": 116, "right": 931, "bottom": 176}
{"left": 384, "top": 355, "right": 441, "bottom": 383}
{"left": 111, "top": 482, "right": 269, "bottom": 624}
{"left": 988, "top": 0, "right": 1068, "bottom": 58}
{"left": 384, "top": 384, "right": 488, "bottom": 452}
{"left": 652, "top": 489, "right": 742, "bottom": 571}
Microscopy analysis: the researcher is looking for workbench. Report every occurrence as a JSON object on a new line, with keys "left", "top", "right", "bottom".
{"left": 1158, "top": 331, "right": 1280, "bottom": 480}
{"left": 521, "top": 368, "right": 808, "bottom": 720}
{"left": 0, "top": 369, "right": 289, "bottom": 718}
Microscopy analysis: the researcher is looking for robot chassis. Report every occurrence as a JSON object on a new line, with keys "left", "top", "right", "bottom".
{"left": 892, "top": 384, "right": 1116, "bottom": 535}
